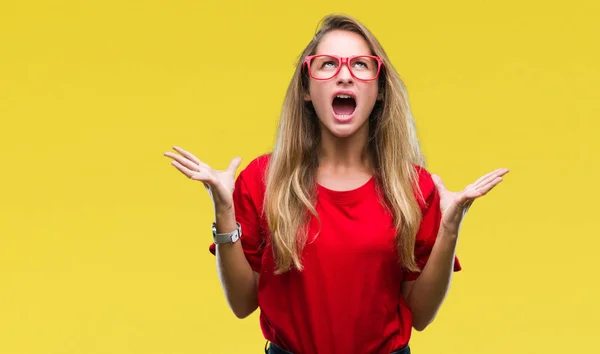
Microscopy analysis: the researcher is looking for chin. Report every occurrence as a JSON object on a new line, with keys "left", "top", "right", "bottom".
{"left": 323, "top": 118, "right": 368, "bottom": 139}
{"left": 328, "top": 128, "right": 356, "bottom": 139}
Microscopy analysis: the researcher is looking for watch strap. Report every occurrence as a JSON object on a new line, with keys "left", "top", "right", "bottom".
{"left": 212, "top": 222, "right": 242, "bottom": 244}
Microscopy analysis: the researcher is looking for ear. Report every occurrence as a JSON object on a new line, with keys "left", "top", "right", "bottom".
{"left": 304, "top": 91, "right": 311, "bottom": 102}
{"left": 376, "top": 91, "right": 384, "bottom": 101}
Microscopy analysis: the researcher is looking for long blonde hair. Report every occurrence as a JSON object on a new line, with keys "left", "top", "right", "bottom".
{"left": 265, "top": 14, "right": 426, "bottom": 274}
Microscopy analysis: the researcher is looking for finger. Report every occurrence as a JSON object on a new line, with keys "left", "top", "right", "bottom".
{"left": 164, "top": 152, "right": 199, "bottom": 172}
{"left": 465, "top": 176, "right": 504, "bottom": 198}
{"left": 431, "top": 174, "right": 447, "bottom": 192}
{"left": 172, "top": 146, "right": 206, "bottom": 167}
{"left": 170, "top": 160, "right": 198, "bottom": 179}
{"left": 473, "top": 170, "right": 497, "bottom": 185}
{"left": 478, "top": 168, "right": 509, "bottom": 182}
{"left": 228, "top": 157, "right": 242, "bottom": 174}
{"left": 474, "top": 168, "right": 509, "bottom": 188}
{"left": 473, "top": 168, "right": 504, "bottom": 185}
{"left": 479, "top": 176, "right": 504, "bottom": 193}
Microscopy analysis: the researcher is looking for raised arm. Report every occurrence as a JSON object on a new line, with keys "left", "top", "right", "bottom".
{"left": 402, "top": 168, "right": 509, "bottom": 331}
{"left": 164, "top": 146, "right": 259, "bottom": 318}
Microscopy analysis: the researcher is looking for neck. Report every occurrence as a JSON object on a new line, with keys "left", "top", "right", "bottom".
{"left": 317, "top": 122, "right": 372, "bottom": 174}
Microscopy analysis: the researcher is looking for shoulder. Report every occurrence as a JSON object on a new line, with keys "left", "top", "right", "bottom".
{"left": 412, "top": 164, "right": 437, "bottom": 210}
{"left": 238, "top": 153, "right": 271, "bottom": 184}
{"left": 234, "top": 153, "right": 272, "bottom": 200}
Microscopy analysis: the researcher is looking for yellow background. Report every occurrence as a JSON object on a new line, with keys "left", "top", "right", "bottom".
{"left": 1, "top": 0, "right": 598, "bottom": 353}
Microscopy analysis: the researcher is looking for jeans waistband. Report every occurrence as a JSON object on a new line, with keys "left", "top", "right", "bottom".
{"left": 265, "top": 341, "right": 411, "bottom": 354}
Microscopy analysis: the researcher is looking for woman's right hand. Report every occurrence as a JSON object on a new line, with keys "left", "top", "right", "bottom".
{"left": 164, "top": 146, "right": 242, "bottom": 215}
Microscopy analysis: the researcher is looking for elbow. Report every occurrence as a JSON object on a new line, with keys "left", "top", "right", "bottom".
{"left": 412, "top": 315, "right": 433, "bottom": 332}
{"left": 232, "top": 308, "right": 253, "bottom": 319}
{"left": 413, "top": 321, "right": 429, "bottom": 332}
{"left": 230, "top": 302, "right": 258, "bottom": 319}
{"left": 409, "top": 301, "right": 441, "bottom": 331}
{"left": 222, "top": 286, "right": 258, "bottom": 319}
{"left": 233, "top": 310, "right": 250, "bottom": 319}
{"left": 223, "top": 284, "right": 259, "bottom": 319}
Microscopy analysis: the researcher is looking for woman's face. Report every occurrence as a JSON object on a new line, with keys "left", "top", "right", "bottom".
{"left": 304, "top": 30, "right": 381, "bottom": 139}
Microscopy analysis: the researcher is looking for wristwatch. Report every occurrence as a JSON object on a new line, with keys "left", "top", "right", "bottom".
{"left": 212, "top": 222, "right": 242, "bottom": 244}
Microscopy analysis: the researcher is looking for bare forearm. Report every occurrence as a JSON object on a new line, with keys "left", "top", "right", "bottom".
{"left": 214, "top": 209, "right": 258, "bottom": 318}
{"left": 406, "top": 227, "right": 458, "bottom": 330}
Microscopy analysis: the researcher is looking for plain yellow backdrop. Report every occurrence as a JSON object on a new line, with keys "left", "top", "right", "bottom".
{"left": 1, "top": 0, "right": 598, "bottom": 353}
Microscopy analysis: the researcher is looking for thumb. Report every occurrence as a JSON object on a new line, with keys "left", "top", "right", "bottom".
{"left": 228, "top": 157, "right": 242, "bottom": 174}
{"left": 431, "top": 174, "right": 447, "bottom": 192}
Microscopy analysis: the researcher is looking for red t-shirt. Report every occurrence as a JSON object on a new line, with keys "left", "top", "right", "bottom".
{"left": 209, "top": 154, "right": 461, "bottom": 354}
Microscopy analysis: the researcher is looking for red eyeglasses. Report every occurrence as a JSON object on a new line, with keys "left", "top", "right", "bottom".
{"left": 304, "top": 54, "right": 383, "bottom": 81}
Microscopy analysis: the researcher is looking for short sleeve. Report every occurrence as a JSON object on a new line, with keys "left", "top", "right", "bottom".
{"left": 403, "top": 169, "right": 462, "bottom": 281}
{"left": 208, "top": 158, "right": 267, "bottom": 273}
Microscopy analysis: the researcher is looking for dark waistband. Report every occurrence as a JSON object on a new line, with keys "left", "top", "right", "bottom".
{"left": 266, "top": 341, "right": 411, "bottom": 354}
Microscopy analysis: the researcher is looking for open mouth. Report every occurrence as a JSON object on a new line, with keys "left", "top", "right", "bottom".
{"left": 332, "top": 95, "right": 356, "bottom": 118}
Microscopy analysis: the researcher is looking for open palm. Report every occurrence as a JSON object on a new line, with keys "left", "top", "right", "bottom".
{"left": 163, "top": 146, "right": 242, "bottom": 213}
{"left": 431, "top": 168, "right": 509, "bottom": 233}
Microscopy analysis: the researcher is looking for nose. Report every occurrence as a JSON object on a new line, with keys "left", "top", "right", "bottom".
{"left": 336, "top": 63, "right": 354, "bottom": 85}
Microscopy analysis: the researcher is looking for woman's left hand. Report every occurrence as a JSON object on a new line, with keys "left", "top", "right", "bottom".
{"left": 431, "top": 168, "right": 510, "bottom": 234}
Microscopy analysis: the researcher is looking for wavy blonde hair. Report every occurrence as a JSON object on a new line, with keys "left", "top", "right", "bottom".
{"left": 264, "top": 14, "right": 426, "bottom": 274}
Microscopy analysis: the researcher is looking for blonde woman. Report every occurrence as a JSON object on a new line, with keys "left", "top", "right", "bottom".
{"left": 164, "top": 13, "right": 508, "bottom": 354}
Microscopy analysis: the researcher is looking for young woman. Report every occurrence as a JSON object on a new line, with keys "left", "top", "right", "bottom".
{"left": 164, "top": 14, "right": 508, "bottom": 354}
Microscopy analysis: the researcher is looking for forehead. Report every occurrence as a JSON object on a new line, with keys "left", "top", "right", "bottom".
{"left": 315, "top": 30, "right": 372, "bottom": 57}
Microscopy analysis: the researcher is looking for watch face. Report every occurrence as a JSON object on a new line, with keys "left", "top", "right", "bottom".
{"left": 211, "top": 223, "right": 241, "bottom": 244}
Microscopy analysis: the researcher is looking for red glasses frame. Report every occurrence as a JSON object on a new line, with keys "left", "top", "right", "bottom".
{"left": 304, "top": 54, "right": 384, "bottom": 81}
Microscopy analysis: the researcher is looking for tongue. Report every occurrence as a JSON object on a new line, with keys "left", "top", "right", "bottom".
{"left": 332, "top": 97, "right": 356, "bottom": 115}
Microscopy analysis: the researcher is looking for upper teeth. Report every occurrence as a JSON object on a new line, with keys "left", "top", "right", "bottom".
{"left": 337, "top": 95, "right": 353, "bottom": 99}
